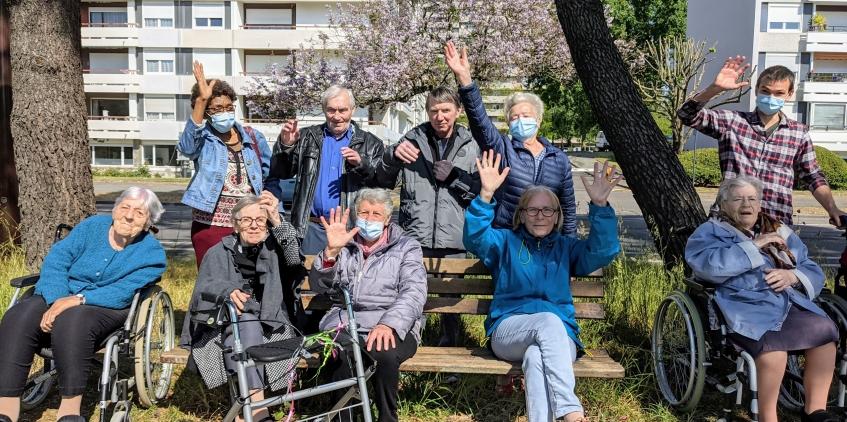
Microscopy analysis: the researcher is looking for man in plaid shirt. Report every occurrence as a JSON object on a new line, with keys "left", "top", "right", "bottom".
{"left": 679, "top": 57, "right": 845, "bottom": 226}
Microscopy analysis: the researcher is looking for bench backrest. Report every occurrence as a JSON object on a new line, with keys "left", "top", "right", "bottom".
{"left": 299, "top": 256, "right": 606, "bottom": 320}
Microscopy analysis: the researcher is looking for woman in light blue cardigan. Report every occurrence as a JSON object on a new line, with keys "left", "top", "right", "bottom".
{"left": 463, "top": 151, "right": 621, "bottom": 422}
{"left": 0, "top": 187, "right": 166, "bottom": 422}
{"left": 686, "top": 176, "right": 838, "bottom": 422}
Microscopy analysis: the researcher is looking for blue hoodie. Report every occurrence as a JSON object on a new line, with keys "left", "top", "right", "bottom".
{"left": 463, "top": 197, "right": 620, "bottom": 350}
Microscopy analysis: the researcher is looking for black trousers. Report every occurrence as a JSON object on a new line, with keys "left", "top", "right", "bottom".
{"left": 0, "top": 295, "right": 129, "bottom": 397}
{"left": 329, "top": 332, "right": 418, "bottom": 422}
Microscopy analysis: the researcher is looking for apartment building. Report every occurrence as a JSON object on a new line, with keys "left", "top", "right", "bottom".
{"left": 82, "top": 0, "right": 424, "bottom": 175}
{"left": 688, "top": 0, "right": 847, "bottom": 157}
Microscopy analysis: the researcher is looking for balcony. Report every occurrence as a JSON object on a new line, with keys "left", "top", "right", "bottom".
{"left": 81, "top": 24, "right": 139, "bottom": 48}
{"left": 83, "top": 70, "right": 141, "bottom": 93}
{"left": 88, "top": 116, "right": 141, "bottom": 140}
{"left": 804, "top": 31, "right": 847, "bottom": 52}
{"left": 233, "top": 27, "right": 339, "bottom": 49}
{"left": 808, "top": 129, "right": 847, "bottom": 156}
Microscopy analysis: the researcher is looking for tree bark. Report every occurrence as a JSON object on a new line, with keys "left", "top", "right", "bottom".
{"left": 0, "top": 8, "right": 20, "bottom": 247}
{"left": 554, "top": 0, "right": 706, "bottom": 267}
{"left": 7, "top": 0, "right": 94, "bottom": 268}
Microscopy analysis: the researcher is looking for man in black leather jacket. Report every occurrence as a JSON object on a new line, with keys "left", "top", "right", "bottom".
{"left": 269, "top": 85, "right": 386, "bottom": 254}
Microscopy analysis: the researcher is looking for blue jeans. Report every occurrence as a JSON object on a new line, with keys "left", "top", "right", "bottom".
{"left": 491, "top": 312, "right": 581, "bottom": 421}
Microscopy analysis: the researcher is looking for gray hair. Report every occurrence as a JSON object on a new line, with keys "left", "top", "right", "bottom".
{"left": 504, "top": 92, "right": 544, "bottom": 123}
{"left": 321, "top": 85, "right": 356, "bottom": 110}
{"left": 113, "top": 186, "right": 164, "bottom": 228}
{"left": 426, "top": 86, "right": 461, "bottom": 109}
{"left": 717, "top": 176, "right": 764, "bottom": 208}
{"left": 354, "top": 188, "right": 393, "bottom": 218}
{"left": 231, "top": 195, "right": 264, "bottom": 223}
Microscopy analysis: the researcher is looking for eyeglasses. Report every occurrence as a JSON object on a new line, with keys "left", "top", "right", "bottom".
{"left": 236, "top": 217, "right": 268, "bottom": 227}
{"left": 207, "top": 105, "right": 236, "bottom": 114}
{"left": 521, "top": 207, "right": 559, "bottom": 217}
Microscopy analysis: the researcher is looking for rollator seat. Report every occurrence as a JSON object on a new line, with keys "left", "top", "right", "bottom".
{"left": 246, "top": 336, "right": 308, "bottom": 363}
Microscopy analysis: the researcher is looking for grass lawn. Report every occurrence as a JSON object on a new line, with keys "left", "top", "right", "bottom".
{"left": 0, "top": 244, "right": 826, "bottom": 421}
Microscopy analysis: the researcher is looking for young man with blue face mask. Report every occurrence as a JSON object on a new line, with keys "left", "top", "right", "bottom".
{"left": 679, "top": 57, "right": 845, "bottom": 227}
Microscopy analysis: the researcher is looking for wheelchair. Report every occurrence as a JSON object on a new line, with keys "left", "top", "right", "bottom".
{"left": 200, "top": 285, "right": 375, "bottom": 422}
{"left": 651, "top": 277, "right": 847, "bottom": 421}
{"left": 5, "top": 224, "right": 176, "bottom": 422}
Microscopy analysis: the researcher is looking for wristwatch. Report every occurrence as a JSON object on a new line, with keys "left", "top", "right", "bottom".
{"left": 75, "top": 293, "right": 86, "bottom": 305}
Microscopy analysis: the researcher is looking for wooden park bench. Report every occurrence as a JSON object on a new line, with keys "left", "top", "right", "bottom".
{"left": 161, "top": 256, "right": 624, "bottom": 381}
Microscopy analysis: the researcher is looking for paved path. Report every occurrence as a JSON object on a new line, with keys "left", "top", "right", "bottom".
{"left": 94, "top": 172, "right": 847, "bottom": 267}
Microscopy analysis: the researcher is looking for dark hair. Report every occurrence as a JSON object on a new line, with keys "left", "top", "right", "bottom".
{"left": 190, "top": 79, "right": 237, "bottom": 109}
{"left": 426, "top": 86, "right": 461, "bottom": 109}
{"left": 756, "top": 65, "right": 795, "bottom": 93}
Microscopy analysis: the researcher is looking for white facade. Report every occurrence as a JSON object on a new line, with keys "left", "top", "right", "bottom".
{"left": 687, "top": 0, "right": 847, "bottom": 157}
{"left": 81, "top": 0, "right": 424, "bottom": 174}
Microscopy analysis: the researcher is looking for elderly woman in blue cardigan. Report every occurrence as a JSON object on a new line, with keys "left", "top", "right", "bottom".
{"left": 464, "top": 151, "right": 621, "bottom": 422}
{"left": 0, "top": 187, "right": 167, "bottom": 422}
{"left": 686, "top": 176, "right": 838, "bottom": 422}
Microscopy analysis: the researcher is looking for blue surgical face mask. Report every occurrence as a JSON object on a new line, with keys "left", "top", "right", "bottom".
{"left": 209, "top": 111, "right": 236, "bottom": 133}
{"left": 509, "top": 117, "right": 538, "bottom": 141}
{"left": 755, "top": 94, "right": 785, "bottom": 115}
{"left": 356, "top": 219, "right": 384, "bottom": 241}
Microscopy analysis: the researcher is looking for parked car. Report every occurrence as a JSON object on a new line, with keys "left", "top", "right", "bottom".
{"left": 279, "top": 178, "right": 296, "bottom": 210}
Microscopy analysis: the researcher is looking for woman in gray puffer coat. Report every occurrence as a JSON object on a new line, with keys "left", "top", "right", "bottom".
{"left": 310, "top": 188, "right": 427, "bottom": 422}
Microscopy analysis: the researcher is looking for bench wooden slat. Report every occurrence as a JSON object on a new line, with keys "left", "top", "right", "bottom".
{"left": 299, "top": 279, "right": 604, "bottom": 298}
{"left": 159, "top": 347, "right": 624, "bottom": 378}
{"left": 305, "top": 256, "right": 603, "bottom": 278}
{"left": 301, "top": 295, "right": 605, "bottom": 319}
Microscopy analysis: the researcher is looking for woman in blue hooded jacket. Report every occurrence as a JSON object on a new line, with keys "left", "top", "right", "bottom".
{"left": 177, "top": 61, "right": 273, "bottom": 266}
{"left": 464, "top": 151, "right": 621, "bottom": 422}
{"left": 446, "top": 41, "right": 577, "bottom": 235}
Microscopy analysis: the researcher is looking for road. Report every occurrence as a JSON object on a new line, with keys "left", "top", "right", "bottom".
{"left": 94, "top": 165, "right": 847, "bottom": 267}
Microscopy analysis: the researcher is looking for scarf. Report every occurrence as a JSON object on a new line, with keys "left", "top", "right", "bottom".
{"left": 718, "top": 211, "right": 796, "bottom": 269}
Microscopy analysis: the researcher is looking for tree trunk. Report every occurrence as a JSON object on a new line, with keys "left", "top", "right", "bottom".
{"left": 7, "top": 0, "right": 94, "bottom": 268}
{"left": 554, "top": 0, "right": 706, "bottom": 267}
{"left": 0, "top": 8, "right": 20, "bottom": 247}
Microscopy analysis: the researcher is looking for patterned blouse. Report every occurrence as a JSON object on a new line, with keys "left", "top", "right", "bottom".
{"left": 193, "top": 148, "right": 255, "bottom": 226}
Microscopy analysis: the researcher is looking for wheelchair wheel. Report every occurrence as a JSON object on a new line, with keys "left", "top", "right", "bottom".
{"left": 109, "top": 410, "right": 130, "bottom": 422}
{"left": 133, "top": 286, "right": 176, "bottom": 407}
{"left": 652, "top": 290, "right": 707, "bottom": 412}
{"left": 21, "top": 357, "right": 54, "bottom": 410}
{"left": 779, "top": 293, "right": 847, "bottom": 412}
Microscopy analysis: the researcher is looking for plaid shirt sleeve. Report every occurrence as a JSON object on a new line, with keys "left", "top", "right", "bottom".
{"left": 677, "top": 99, "right": 734, "bottom": 140}
{"left": 794, "top": 132, "right": 828, "bottom": 192}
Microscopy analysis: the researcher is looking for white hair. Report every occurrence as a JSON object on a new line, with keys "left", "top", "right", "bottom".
{"left": 717, "top": 176, "right": 764, "bottom": 208}
{"left": 504, "top": 92, "right": 545, "bottom": 123}
{"left": 321, "top": 85, "right": 356, "bottom": 110}
{"left": 354, "top": 188, "right": 393, "bottom": 218}
{"left": 113, "top": 186, "right": 164, "bottom": 228}
{"left": 231, "top": 195, "right": 264, "bottom": 223}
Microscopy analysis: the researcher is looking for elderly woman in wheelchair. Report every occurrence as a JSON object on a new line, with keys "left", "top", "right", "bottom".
{"left": 685, "top": 176, "right": 839, "bottom": 422}
{"left": 181, "top": 192, "right": 302, "bottom": 422}
{"left": 0, "top": 187, "right": 167, "bottom": 422}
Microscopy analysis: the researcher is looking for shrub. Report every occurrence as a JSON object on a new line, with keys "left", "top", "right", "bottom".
{"left": 678, "top": 148, "right": 721, "bottom": 187}
{"left": 813, "top": 146, "right": 847, "bottom": 190}
{"left": 92, "top": 166, "right": 152, "bottom": 178}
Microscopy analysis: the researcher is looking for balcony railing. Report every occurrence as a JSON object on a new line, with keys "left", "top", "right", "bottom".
{"left": 88, "top": 115, "right": 134, "bottom": 121}
{"left": 241, "top": 24, "right": 295, "bottom": 30}
{"left": 810, "top": 25, "right": 847, "bottom": 33}
{"left": 809, "top": 124, "right": 846, "bottom": 131}
{"left": 82, "top": 22, "right": 136, "bottom": 28}
{"left": 83, "top": 68, "right": 137, "bottom": 75}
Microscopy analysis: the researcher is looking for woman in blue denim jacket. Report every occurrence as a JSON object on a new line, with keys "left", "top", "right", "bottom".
{"left": 686, "top": 176, "right": 838, "bottom": 422}
{"left": 464, "top": 151, "right": 621, "bottom": 422}
{"left": 178, "top": 61, "right": 273, "bottom": 266}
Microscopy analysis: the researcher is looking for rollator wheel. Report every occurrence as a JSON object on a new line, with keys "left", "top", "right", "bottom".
{"left": 20, "top": 356, "right": 54, "bottom": 410}
{"left": 780, "top": 293, "right": 847, "bottom": 412}
{"left": 652, "top": 290, "right": 707, "bottom": 412}
{"left": 134, "top": 287, "right": 176, "bottom": 407}
{"left": 109, "top": 410, "right": 130, "bottom": 422}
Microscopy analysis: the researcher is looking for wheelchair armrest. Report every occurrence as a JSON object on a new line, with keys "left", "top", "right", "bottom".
{"left": 684, "top": 277, "right": 718, "bottom": 294}
{"left": 10, "top": 274, "right": 39, "bottom": 288}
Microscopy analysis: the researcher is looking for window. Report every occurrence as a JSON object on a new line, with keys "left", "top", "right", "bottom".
{"left": 90, "top": 98, "right": 130, "bottom": 117}
{"left": 244, "top": 6, "right": 294, "bottom": 28}
{"left": 91, "top": 146, "right": 134, "bottom": 166}
{"left": 245, "top": 53, "right": 290, "bottom": 74}
{"left": 193, "top": 3, "right": 225, "bottom": 28}
{"left": 764, "top": 53, "right": 800, "bottom": 77}
{"left": 768, "top": 4, "right": 802, "bottom": 32}
{"left": 89, "top": 9, "right": 128, "bottom": 26}
{"left": 143, "top": 49, "right": 175, "bottom": 74}
{"left": 812, "top": 104, "right": 846, "bottom": 129}
{"left": 143, "top": 1, "right": 175, "bottom": 28}
{"left": 89, "top": 52, "right": 130, "bottom": 74}
{"left": 193, "top": 49, "right": 226, "bottom": 75}
{"left": 144, "top": 18, "right": 173, "bottom": 27}
{"left": 143, "top": 145, "right": 177, "bottom": 166}
{"left": 145, "top": 96, "right": 175, "bottom": 121}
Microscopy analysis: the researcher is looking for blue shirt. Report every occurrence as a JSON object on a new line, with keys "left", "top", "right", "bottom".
{"left": 311, "top": 126, "right": 352, "bottom": 218}
{"left": 462, "top": 197, "right": 620, "bottom": 351}
{"left": 35, "top": 215, "right": 167, "bottom": 309}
